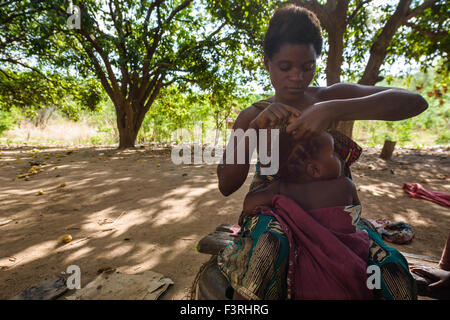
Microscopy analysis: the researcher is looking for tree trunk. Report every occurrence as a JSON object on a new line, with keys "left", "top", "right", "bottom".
{"left": 117, "top": 120, "right": 139, "bottom": 149}
{"left": 325, "top": 28, "right": 344, "bottom": 86}
{"left": 116, "top": 104, "right": 140, "bottom": 149}
{"left": 323, "top": 7, "right": 351, "bottom": 137}
{"left": 336, "top": 120, "right": 354, "bottom": 138}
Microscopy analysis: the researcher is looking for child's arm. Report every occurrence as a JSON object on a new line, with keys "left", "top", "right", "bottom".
{"left": 243, "top": 180, "right": 281, "bottom": 215}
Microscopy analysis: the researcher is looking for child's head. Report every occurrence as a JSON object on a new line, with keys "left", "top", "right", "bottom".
{"left": 279, "top": 131, "right": 343, "bottom": 182}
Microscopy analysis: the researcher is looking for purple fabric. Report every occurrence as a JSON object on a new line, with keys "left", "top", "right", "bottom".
{"left": 259, "top": 195, "right": 372, "bottom": 300}
{"left": 403, "top": 182, "right": 450, "bottom": 207}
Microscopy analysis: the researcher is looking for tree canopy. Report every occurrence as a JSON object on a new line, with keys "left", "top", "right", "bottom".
{"left": 1, "top": 0, "right": 447, "bottom": 146}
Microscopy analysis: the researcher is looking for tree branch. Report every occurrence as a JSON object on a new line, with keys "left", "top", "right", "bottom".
{"left": 346, "top": 0, "right": 373, "bottom": 24}
{"left": 294, "top": 0, "right": 327, "bottom": 26}
{"left": 82, "top": 45, "right": 115, "bottom": 103}
{"left": 108, "top": 0, "right": 131, "bottom": 99}
{"left": 405, "top": 0, "right": 439, "bottom": 20}
{"left": 404, "top": 21, "right": 447, "bottom": 40}
{"left": 359, "top": 0, "right": 413, "bottom": 85}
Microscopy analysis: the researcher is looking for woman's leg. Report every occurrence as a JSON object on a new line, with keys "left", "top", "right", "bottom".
{"left": 438, "top": 232, "right": 450, "bottom": 271}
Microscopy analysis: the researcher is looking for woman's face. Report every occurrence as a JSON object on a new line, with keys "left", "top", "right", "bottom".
{"left": 264, "top": 43, "right": 317, "bottom": 104}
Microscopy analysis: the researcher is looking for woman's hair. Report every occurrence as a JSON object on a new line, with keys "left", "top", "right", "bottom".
{"left": 278, "top": 131, "right": 324, "bottom": 182}
{"left": 264, "top": 4, "right": 323, "bottom": 60}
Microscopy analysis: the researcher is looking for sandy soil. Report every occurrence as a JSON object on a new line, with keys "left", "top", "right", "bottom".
{"left": 0, "top": 144, "right": 449, "bottom": 300}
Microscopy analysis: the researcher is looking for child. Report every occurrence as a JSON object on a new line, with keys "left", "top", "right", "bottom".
{"left": 243, "top": 130, "right": 360, "bottom": 215}
{"left": 236, "top": 130, "right": 374, "bottom": 300}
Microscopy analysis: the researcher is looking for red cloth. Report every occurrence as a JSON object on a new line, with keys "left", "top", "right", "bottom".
{"left": 403, "top": 183, "right": 450, "bottom": 207}
{"left": 259, "top": 195, "right": 372, "bottom": 300}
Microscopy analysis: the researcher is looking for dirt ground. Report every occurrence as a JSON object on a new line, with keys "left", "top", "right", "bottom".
{"left": 0, "top": 143, "right": 449, "bottom": 300}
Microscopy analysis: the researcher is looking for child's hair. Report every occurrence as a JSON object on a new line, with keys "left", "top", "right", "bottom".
{"left": 264, "top": 5, "right": 323, "bottom": 60}
{"left": 278, "top": 131, "right": 324, "bottom": 182}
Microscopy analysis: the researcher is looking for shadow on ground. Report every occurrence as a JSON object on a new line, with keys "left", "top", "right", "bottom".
{"left": 0, "top": 145, "right": 448, "bottom": 299}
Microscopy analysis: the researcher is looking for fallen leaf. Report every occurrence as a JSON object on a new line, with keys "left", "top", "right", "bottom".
{"left": 37, "top": 190, "right": 44, "bottom": 195}
{"left": 60, "top": 234, "right": 72, "bottom": 243}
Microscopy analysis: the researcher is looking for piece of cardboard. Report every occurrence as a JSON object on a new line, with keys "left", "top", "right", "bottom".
{"left": 65, "top": 270, "right": 173, "bottom": 300}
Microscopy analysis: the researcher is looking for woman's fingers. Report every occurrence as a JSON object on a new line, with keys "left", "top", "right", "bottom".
{"left": 428, "top": 279, "right": 445, "bottom": 290}
{"left": 286, "top": 120, "right": 311, "bottom": 140}
{"left": 268, "top": 107, "right": 285, "bottom": 122}
{"left": 254, "top": 102, "right": 302, "bottom": 129}
{"left": 410, "top": 266, "right": 450, "bottom": 291}
{"left": 410, "top": 267, "right": 440, "bottom": 281}
{"left": 278, "top": 104, "right": 301, "bottom": 117}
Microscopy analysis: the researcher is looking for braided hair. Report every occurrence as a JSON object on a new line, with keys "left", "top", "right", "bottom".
{"left": 278, "top": 131, "right": 324, "bottom": 183}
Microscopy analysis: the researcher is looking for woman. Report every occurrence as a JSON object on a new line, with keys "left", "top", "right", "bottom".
{"left": 215, "top": 4, "right": 427, "bottom": 300}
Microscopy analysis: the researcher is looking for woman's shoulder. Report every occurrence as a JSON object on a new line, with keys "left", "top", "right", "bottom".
{"left": 251, "top": 96, "right": 274, "bottom": 110}
{"left": 242, "top": 97, "right": 274, "bottom": 114}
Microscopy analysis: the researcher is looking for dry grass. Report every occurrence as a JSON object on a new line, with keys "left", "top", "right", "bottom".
{"left": 1, "top": 120, "right": 102, "bottom": 146}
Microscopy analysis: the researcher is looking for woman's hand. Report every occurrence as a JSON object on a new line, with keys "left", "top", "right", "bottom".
{"left": 286, "top": 104, "right": 333, "bottom": 140}
{"left": 410, "top": 266, "right": 450, "bottom": 291}
{"left": 250, "top": 102, "right": 300, "bottom": 130}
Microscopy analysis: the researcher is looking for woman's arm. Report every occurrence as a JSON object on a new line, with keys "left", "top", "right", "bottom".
{"left": 325, "top": 88, "right": 428, "bottom": 121}
{"left": 217, "top": 102, "right": 300, "bottom": 196}
{"left": 287, "top": 84, "right": 428, "bottom": 139}
{"left": 217, "top": 107, "right": 258, "bottom": 196}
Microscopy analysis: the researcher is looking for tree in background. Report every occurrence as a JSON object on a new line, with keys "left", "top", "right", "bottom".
{"left": 0, "top": 1, "right": 103, "bottom": 129}
{"left": 209, "top": 0, "right": 449, "bottom": 137}
{"left": 1, "top": 0, "right": 260, "bottom": 148}
{"left": 1, "top": 0, "right": 447, "bottom": 145}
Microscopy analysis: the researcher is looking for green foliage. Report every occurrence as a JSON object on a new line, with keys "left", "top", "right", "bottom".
{"left": 135, "top": 84, "right": 254, "bottom": 143}
{"left": 0, "top": 69, "right": 103, "bottom": 123}
{"left": 354, "top": 65, "right": 449, "bottom": 146}
{"left": 0, "top": 0, "right": 448, "bottom": 148}
{"left": 0, "top": 109, "right": 21, "bottom": 135}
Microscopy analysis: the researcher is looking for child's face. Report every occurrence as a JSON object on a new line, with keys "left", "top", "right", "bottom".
{"left": 312, "top": 132, "right": 343, "bottom": 179}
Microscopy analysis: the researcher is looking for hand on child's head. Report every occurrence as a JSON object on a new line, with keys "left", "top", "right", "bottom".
{"left": 287, "top": 113, "right": 299, "bottom": 125}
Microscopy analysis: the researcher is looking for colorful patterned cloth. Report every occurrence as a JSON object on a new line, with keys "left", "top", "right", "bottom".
{"left": 367, "top": 218, "right": 415, "bottom": 244}
{"left": 219, "top": 204, "right": 417, "bottom": 300}
{"left": 258, "top": 198, "right": 372, "bottom": 300}
{"left": 217, "top": 214, "right": 289, "bottom": 299}
{"left": 218, "top": 99, "right": 417, "bottom": 300}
